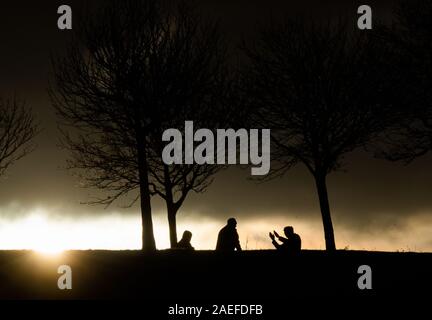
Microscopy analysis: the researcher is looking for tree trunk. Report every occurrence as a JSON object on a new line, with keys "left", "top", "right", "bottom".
{"left": 167, "top": 205, "right": 178, "bottom": 248}
{"left": 314, "top": 172, "right": 336, "bottom": 251}
{"left": 163, "top": 164, "right": 178, "bottom": 248}
{"left": 137, "top": 139, "right": 156, "bottom": 252}
{"left": 139, "top": 176, "right": 156, "bottom": 252}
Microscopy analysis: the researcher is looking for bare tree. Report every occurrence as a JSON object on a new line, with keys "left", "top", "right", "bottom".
{"left": 147, "top": 88, "right": 239, "bottom": 247}
{"left": 148, "top": 146, "right": 222, "bottom": 248}
{"left": 51, "top": 0, "right": 234, "bottom": 250}
{"left": 0, "top": 98, "right": 37, "bottom": 177}
{"left": 242, "top": 20, "right": 392, "bottom": 251}
{"left": 142, "top": 3, "right": 238, "bottom": 247}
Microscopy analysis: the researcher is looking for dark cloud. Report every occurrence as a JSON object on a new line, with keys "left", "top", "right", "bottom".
{"left": 182, "top": 152, "right": 432, "bottom": 225}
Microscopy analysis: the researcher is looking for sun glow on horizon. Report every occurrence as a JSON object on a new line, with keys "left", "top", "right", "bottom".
{"left": 0, "top": 209, "right": 143, "bottom": 252}
{"left": 0, "top": 207, "right": 431, "bottom": 253}
{"left": 21, "top": 214, "right": 65, "bottom": 255}
{"left": 0, "top": 208, "right": 289, "bottom": 252}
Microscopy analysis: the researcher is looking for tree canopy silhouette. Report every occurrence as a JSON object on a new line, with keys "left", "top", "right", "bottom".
{"left": 143, "top": 3, "right": 238, "bottom": 248}
{"left": 51, "top": 0, "right": 235, "bottom": 250}
{"left": 242, "top": 20, "right": 392, "bottom": 251}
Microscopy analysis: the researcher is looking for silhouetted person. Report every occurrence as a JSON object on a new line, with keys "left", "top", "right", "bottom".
{"left": 176, "top": 230, "right": 195, "bottom": 251}
{"left": 216, "top": 218, "right": 242, "bottom": 251}
{"left": 269, "top": 226, "right": 301, "bottom": 253}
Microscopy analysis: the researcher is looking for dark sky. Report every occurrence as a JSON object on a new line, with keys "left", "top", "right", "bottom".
{"left": 0, "top": 0, "right": 430, "bottom": 251}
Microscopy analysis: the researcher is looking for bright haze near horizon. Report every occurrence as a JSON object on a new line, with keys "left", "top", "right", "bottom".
{"left": 0, "top": 0, "right": 431, "bottom": 253}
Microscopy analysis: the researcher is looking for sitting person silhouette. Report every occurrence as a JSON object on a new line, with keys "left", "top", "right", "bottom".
{"left": 176, "top": 230, "right": 195, "bottom": 250}
{"left": 216, "top": 218, "right": 242, "bottom": 251}
{"left": 269, "top": 226, "right": 301, "bottom": 253}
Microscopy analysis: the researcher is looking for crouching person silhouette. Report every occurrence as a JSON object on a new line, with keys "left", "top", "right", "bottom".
{"left": 176, "top": 230, "right": 195, "bottom": 251}
{"left": 216, "top": 218, "right": 242, "bottom": 252}
{"left": 269, "top": 226, "right": 301, "bottom": 253}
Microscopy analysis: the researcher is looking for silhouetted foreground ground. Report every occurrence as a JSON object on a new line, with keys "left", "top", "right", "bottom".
{"left": 0, "top": 250, "right": 430, "bottom": 299}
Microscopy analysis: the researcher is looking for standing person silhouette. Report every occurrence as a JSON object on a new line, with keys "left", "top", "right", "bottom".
{"left": 216, "top": 218, "right": 242, "bottom": 251}
{"left": 269, "top": 226, "right": 301, "bottom": 253}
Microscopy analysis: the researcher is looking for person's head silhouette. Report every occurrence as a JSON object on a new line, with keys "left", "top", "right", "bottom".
{"left": 227, "top": 218, "right": 237, "bottom": 228}
{"left": 284, "top": 226, "right": 294, "bottom": 237}
{"left": 181, "top": 230, "right": 193, "bottom": 243}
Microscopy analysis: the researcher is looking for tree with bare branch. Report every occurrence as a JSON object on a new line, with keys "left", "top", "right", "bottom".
{"left": 0, "top": 98, "right": 37, "bottom": 177}
{"left": 147, "top": 89, "right": 239, "bottom": 247}
{"left": 242, "top": 20, "right": 393, "bottom": 251}
{"left": 51, "top": 0, "right": 235, "bottom": 250}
